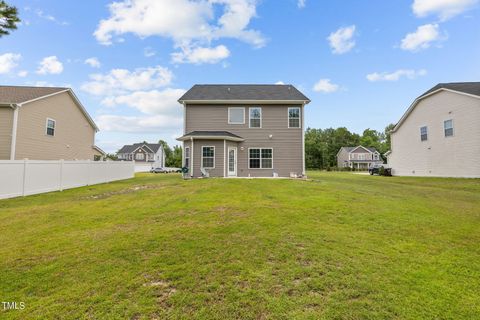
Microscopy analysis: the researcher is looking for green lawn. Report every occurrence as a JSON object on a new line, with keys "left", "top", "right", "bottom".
{"left": 1, "top": 172, "right": 479, "bottom": 319}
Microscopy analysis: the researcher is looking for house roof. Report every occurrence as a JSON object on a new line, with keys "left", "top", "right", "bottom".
{"left": 419, "top": 82, "right": 480, "bottom": 99}
{"left": 0, "top": 85, "right": 99, "bottom": 131}
{"left": 177, "top": 130, "right": 245, "bottom": 142}
{"left": 117, "top": 143, "right": 163, "bottom": 154}
{"left": 393, "top": 82, "right": 480, "bottom": 132}
{"left": 0, "top": 85, "right": 68, "bottom": 104}
{"left": 340, "top": 146, "right": 378, "bottom": 153}
{"left": 178, "top": 84, "right": 311, "bottom": 104}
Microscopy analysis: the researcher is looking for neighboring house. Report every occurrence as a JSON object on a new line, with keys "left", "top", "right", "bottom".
{"left": 387, "top": 82, "right": 480, "bottom": 178}
{"left": 336, "top": 146, "right": 383, "bottom": 170}
{"left": 117, "top": 142, "right": 165, "bottom": 166}
{"left": 0, "top": 85, "right": 101, "bottom": 161}
{"left": 177, "top": 84, "right": 310, "bottom": 178}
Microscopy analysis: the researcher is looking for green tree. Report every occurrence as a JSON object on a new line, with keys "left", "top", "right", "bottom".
{"left": 384, "top": 123, "right": 396, "bottom": 152}
{"left": 0, "top": 1, "right": 20, "bottom": 37}
{"left": 158, "top": 139, "right": 172, "bottom": 163}
{"left": 168, "top": 145, "right": 183, "bottom": 168}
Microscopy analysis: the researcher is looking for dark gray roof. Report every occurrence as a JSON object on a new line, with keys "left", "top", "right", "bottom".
{"left": 0, "top": 85, "right": 68, "bottom": 104}
{"left": 178, "top": 84, "right": 310, "bottom": 103}
{"left": 420, "top": 82, "right": 480, "bottom": 98}
{"left": 117, "top": 143, "right": 163, "bottom": 154}
{"left": 342, "top": 146, "right": 378, "bottom": 153}
{"left": 181, "top": 131, "right": 243, "bottom": 139}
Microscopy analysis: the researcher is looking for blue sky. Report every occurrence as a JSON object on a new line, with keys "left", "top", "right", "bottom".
{"left": 1, "top": 0, "right": 479, "bottom": 152}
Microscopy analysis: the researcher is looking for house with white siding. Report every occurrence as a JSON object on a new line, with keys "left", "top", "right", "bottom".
{"left": 387, "top": 82, "right": 480, "bottom": 178}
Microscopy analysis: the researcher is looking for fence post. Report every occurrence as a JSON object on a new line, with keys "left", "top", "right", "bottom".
{"left": 59, "top": 159, "right": 64, "bottom": 191}
{"left": 87, "top": 159, "right": 91, "bottom": 186}
{"left": 22, "top": 158, "right": 28, "bottom": 196}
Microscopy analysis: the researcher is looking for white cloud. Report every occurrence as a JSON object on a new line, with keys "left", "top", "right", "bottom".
{"left": 366, "top": 69, "right": 427, "bottom": 82}
{"left": 96, "top": 114, "right": 183, "bottom": 133}
{"left": 275, "top": 81, "right": 285, "bottom": 85}
{"left": 37, "top": 56, "right": 64, "bottom": 74}
{"left": 327, "top": 25, "right": 356, "bottom": 54}
{"left": 94, "top": 0, "right": 264, "bottom": 47}
{"left": 36, "top": 9, "right": 68, "bottom": 25}
{"left": 313, "top": 79, "right": 340, "bottom": 93}
{"left": 298, "top": 0, "right": 306, "bottom": 8}
{"left": 81, "top": 65, "right": 173, "bottom": 96}
{"left": 101, "top": 88, "right": 186, "bottom": 115}
{"left": 85, "top": 57, "right": 101, "bottom": 68}
{"left": 0, "top": 53, "right": 21, "bottom": 74}
{"left": 17, "top": 70, "right": 28, "bottom": 77}
{"left": 400, "top": 24, "right": 444, "bottom": 52}
{"left": 412, "top": 0, "right": 478, "bottom": 20}
{"left": 171, "top": 45, "right": 230, "bottom": 64}
{"left": 144, "top": 47, "right": 156, "bottom": 57}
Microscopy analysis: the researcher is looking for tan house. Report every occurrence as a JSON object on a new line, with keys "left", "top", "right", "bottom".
{"left": 177, "top": 84, "right": 310, "bottom": 178}
{"left": 336, "top": 146, "right": 383, "bottom": 170}
{"left": 387, "top": 82, "right": 480, "bottom": 178}
{"left": 0, "top": 86, "right": 102, "bottom": 161}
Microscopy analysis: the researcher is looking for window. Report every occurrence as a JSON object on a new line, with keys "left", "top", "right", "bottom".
{"left": 202, "top": 146, "right": 215, "bottom": 168}
{"left": 228, "top": 107, "right": 244, "bottom": 124}
{"left": 444, "top": 120, "right": 454, "bottom": 137}
{"left": 135, "top": 153, "right": 144, "bottom": 160}
{"left": 185, "top": 147, "right": 190, "bottom": 168}
{"left": 288, "top": 107, "right": 300, "bottom": 128}
{"left": 46, "top": 118, "right": 55, "bottom": 136}
{"left": 420, "top": 126, "right": 428, "bottom": 141}
{"left": 249, "top": 148, "right": 273, "bottom": 169}
{"left": 359, "top": 154, "right": 365, "bottom": 160}
{"left": 249, "top": 107, "right": 262, "bottom": 128}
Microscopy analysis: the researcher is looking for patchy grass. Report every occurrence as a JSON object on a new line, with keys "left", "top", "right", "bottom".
{"left": 0, "top": 172, "right": 479, "bottom": 319}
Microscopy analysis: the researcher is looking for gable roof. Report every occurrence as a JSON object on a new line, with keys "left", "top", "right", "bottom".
{"left": 393, "top": 82, "right": 480, "bottom": 132}
{"left": 117, "top": 143, "right": 163, "bottom": 154}
{"left": 337, "top": 146, "right": 378, "bottom": 155}
{"left": 0, "top": 86, "right": 68, "bottom": 104}
{"left": 178, "top": 84, "right": 311, "bottom": 104}
{"left": 0, "top": 85, "right": 99, "bottom": 131}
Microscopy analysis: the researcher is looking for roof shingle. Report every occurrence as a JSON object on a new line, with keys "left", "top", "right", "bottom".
{"left": 178, "top": 84, "right": 310, "bottom": 103}
{"left": 420, "top": 82, "right": 480, "bottom": 98}
{"left": 0, "top": 85, "right": 68, "bottom": 104}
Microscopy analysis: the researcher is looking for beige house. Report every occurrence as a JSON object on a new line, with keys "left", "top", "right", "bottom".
{"left": 0, "top": 86, "right": 102, "bottom": 161}
{"left": 177, "top": 84, "right": 310, "bottom": 178}
{"left": 336, "top": 146, "right": 383, "bottom": 170}
{"left": 387, "top": 82, "right": 480, "bottom": 178}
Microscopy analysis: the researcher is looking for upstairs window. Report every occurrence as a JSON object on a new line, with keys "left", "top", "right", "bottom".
{"left": 444, "top": 120, "right": 454, "bottom": 137}
{"left": 46, "top": 118, "right": 55, "bottom": 136}
{"left": 288, "top": 107, "right": 300, "bottom": 128}
{"left": 249, "top": 148, "right": 273, "bottom": 169}
{"left": 249, "top": 107, "right": 262, "bottom": 128}
{"left": 420, "top": 126, "right": 428, "bottom": 141}
{"left": 228, "top": 107, "right": 244, "bottom": 124}
{"left": 202, "top": 146, "right": 215, "bottom": 168}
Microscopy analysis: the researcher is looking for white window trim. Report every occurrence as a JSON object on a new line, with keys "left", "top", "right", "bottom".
{"left": 228, "top": 107, "right": 245, "bottom": 125}
{"left": 444, "top": 119, "right": 454, "bottom": 137}
{"left": 420, "top": 125, "right": 428, "bottom": 142}
{"left": 46, "top": 118, "right": 56, "bottom": 136}
{"left": 288, "top": 107, "right": 301, "bottom": 128}
{"left": 248, "top": 147, "right": 273, "bottom": 169}
{"left": 248, "top": 107, "right": 262, "bottom": 128}
{"left": 201, "top": 146, "right": 215, "bottom": 169}
{"left": 184, "top": 146, "right": 190, "bottom": 167}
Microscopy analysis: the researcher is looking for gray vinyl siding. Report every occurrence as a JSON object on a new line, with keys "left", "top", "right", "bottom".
{"left": 185, "top": 104, "right": 303, "bottom": 177}
{"left": 336, "top": 148, "right": 349, "bottom": 167}
{"left": 0, "top": 107, "right": 13, "bottom": 159}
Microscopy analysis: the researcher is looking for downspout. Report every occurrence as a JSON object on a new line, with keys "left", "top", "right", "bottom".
{"left": 190, "top": 137, "right": 194, "bottom": 178}
{"left": 302, "top": 101, "right": 306, "bottom": 176}
{"left": 10, "top": 103, "right": 19, "bottom": 160}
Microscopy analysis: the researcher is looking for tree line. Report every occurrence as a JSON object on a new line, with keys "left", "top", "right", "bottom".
{"left": 305, "top": 124, "right": 395, "bottom": 169}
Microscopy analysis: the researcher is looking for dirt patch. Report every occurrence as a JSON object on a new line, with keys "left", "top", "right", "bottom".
{"left": 82, "top": 185, "right": 163, "bottom": 200}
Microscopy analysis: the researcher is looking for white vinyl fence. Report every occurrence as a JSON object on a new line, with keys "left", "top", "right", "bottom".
{"left": 0, "top": 160, "right": 135, "bottom": 200}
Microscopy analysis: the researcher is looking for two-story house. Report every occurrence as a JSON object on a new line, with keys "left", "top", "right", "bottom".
{"left": 337, "top": 146, "right": 383, "bottom": 170}
{"left": 0, "top": 85, "right": 103, "bottom": 161}
{"left": 387, "top": 82, "right": 480, "bottom": 177}
{"left": 177, "top": 84, "right": 310, "bottom": 178}
{"left": 117, "top": 142, "right": 165, "bottom": 166}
